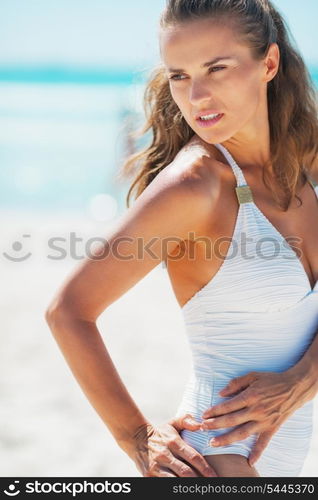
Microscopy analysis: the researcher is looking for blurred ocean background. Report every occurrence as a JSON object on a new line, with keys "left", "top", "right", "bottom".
{"left": 0, "top": 0, "right": 318, "bottom": 477}
{"left": 0, "top": 1, "right": 317, "bottom": 217}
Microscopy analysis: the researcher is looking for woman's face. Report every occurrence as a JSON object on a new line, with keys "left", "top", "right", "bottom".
{"left": 160, "top": 18, "right": 277, "bottom": 145}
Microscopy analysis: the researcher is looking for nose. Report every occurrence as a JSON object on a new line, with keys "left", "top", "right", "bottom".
{"left": 188, "top": 79, "right": 213, "bottom": 105}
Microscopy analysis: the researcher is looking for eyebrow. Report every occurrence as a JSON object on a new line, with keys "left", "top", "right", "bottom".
{"left": 167, "top": 56, "right": 235, "bottom": 73}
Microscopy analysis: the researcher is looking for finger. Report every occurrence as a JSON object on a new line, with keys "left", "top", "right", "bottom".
{"left": 202, "top": 391, "right": 251, "bottom": 419}
{"left": 248, "top": 431, "right": 274, "bottom": 466}
{"left": 200, "top": 408, "right": 250, "bottom": 430}
{"left": 169, "top": 413, "right": 202, "bottom": 431}
{"left": 169, "top": 438, "right": 217, "bottom": 477}
{"left": 157, "top": 451, "right": 200, "bottom": 477}
{"left": 208, "top": 421, "right": 258, "bottom": 447}
{"left": 218, "top": 372, "right": 259, "bottom": 397}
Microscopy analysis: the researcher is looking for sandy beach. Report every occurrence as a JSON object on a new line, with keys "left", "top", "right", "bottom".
{"left": 1, "top": 210, "right": 317, "bottom": 477}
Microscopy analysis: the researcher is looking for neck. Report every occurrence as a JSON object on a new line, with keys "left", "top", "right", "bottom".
{"left": 221, "top": 130, "right": 271, "bottom": 174}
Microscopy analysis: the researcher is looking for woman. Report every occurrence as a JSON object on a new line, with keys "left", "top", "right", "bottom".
{"left": 45, "top": 0, "right": 318, "bottom": 477}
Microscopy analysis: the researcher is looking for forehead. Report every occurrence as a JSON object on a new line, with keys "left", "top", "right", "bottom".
{"left": 160, "top": 18, "right": 246, "bottom": 67}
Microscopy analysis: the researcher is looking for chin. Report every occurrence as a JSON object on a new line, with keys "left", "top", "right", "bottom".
{"left": 195, "top": 130, "right": 223, "bottom": 145}
{"left": 200, "top": 128, "right": 239, "bottom": 145}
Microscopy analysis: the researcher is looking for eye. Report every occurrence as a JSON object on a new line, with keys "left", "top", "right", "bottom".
{"left": 209, "top": 66, "right": 226, "bottom": 73}
{"left": 168, "top": 66, "right": 226, "bottom": 81}
{"left": 168, "top": 74, "right": 187, "bottom": 81}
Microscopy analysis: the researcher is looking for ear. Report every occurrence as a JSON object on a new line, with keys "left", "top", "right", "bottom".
{"left": 263, "top": 42, "right": 280, "bottom": 83}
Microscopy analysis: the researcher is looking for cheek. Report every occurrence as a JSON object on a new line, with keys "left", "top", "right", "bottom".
{"left": 236, "top": 67, "right": 262, "bottom": 103}
{"left": 226, "top": 74, "right": 261, "bottom": 115}
{"left": 169, "top": 85, "right": 186, "bottom": 108}
{"left": 169, "top": 87, "right": 193, "bottom": 120}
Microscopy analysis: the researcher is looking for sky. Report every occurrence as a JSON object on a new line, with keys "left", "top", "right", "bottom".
{"left": 0, "top": 0, "right": 317, "bottom": 69}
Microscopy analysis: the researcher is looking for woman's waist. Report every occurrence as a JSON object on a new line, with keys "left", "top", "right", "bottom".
{"left": 189, "top": 337, "right": 315, "bottom": 374}
{"left": 183, "top": 370, "right": 314, "bottom": 416}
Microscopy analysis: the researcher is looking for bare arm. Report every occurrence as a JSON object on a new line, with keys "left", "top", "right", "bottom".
{"left": 45, "top": 311, "right": 151, "bottom": 459}
{"left": 45, "top": 158, "right": 218, "bottom": 477}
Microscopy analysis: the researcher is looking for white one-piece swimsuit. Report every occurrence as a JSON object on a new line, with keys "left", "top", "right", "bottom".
{"left": 174, "top": 142, "right": 318, "bottom": 477}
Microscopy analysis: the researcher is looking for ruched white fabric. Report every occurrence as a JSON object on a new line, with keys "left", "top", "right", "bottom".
{"left": 174, "top": 142, "right": 318, "bottom": 477}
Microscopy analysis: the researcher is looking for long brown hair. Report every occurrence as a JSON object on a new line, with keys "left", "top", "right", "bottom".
{"left": 120, "top": 0, "right": 318, "bottom": 211}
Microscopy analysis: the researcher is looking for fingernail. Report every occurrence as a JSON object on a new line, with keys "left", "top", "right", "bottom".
{"left": 210, "top": 438, "right": 218, "bottom": 446}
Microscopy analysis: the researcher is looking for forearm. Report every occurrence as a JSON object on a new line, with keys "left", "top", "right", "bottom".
{"left": 285, "top": 328, "right": 318, "bottom": 404}
{"left": 46, "top": 309, "right": 151, "bottom": 458}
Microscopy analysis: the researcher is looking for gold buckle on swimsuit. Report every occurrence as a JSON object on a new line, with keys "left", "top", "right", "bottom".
{"left": 235, "top": 185, "right": 254, "bottom": 204}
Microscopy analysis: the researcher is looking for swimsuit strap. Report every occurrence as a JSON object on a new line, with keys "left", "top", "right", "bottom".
{"left": 214, "top": 142, "right": 254, "bottom": 205}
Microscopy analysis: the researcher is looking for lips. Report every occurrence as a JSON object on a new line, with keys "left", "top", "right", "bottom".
{"left": 196, "top": 113, "right": 224, "bottom": 128}
{"left": 195, "top": 109, "right": 223, "bottom": 120}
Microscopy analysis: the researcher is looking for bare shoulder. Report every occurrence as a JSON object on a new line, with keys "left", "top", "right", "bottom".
{"left": 126, "top": 136, "right": 224, "bottom": 231}
{"left": 163, "top": 136, "right": 224, "bottom": 195}
{"left": 160, "top": 136, "right": 226, "bottom": 218}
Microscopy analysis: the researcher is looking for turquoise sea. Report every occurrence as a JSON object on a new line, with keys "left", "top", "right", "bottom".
{"left": 0, "top": 66, "right": 317, "bottom": 216}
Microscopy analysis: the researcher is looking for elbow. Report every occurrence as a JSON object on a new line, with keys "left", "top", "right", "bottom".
{"left": 45, "top": 306, "right": 56, "bottom": 326}
{"left": 45, "top": 297, "right": 92, "bottom": 328}
{"left": 45, "top": 304, "right": 74, "bottom": 338}
{"left": 45, "top": 297, "right": 70, "bottom": 328}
